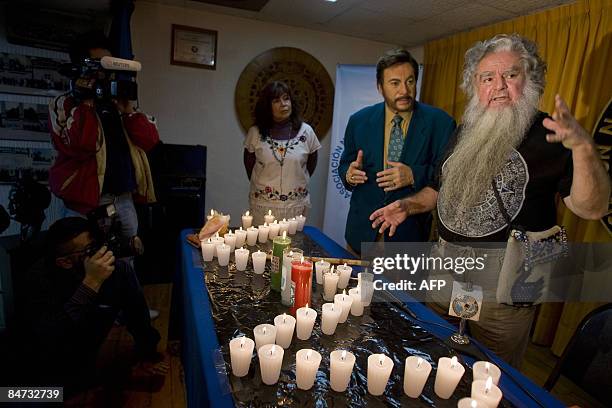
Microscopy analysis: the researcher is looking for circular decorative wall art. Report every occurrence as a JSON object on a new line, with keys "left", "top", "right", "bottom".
{"left": 235, "top": 47, "right": 334, "bottom": 139}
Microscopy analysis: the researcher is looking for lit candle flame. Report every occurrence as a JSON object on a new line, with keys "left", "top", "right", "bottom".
{"left": 271, "top": 345, "right": 275, "bottom": 355}
{"left": 341, "top": 350, "right": 347, "bottom": 361}
{"left": 268, "top": 210, "right": 272, "bottom": 216}
{"left": 485, "top": 376, "right": 492, "bottom": 393}
{"left": 210, "top": 209, "right": 214, "bottom": 216}
{"left": 264, "top": 222, "right": 268, "bottom": 227}
{"left": 306, "top": 350, "right": 312, "bottom": 360}
{"left": 300, "top": 256, "right": 304, "bottom": 263}
{"left": 305, "top": 303, "right": 309, "bottom": 309}
{"left": 451, "top": 356, "right": 458, "bottom": 368}
{"left": 282, "top": 313, "right": 286, "bottom": 323}
{"left": 471, "top": 401, "right": 477, "bottom": 408}
{"left": 239, "top": 227, "right": 243, "bottom": 231}
{"left": 207, "top": 238, "right": 211, "bottom": 243}
{"left": 379, "top": 355, "right": 385, "bottom": 366}
{"left": 344, "top": 263, "right": 347, "bottom": 267}
{"left": 245, "top": 210, "right": 250, "bottom": 216}
{"left": 417, "top": 357, "right": 423, "bottom": 368}
{"left": 273, "top": 220, "right": 278, "bottom": 224}
{"left": 330, "top": 265, "right": 335, "bottom": 274}
{"left": 282, "top": 231, "right": 287, "bottom": 239}
{"left": 485, "top": 362, "right": 490, "bottom": 373}
{"left": 215, "top": 232, "right": 219, "bottom": 238}
{"left": 229, "top": 229, "right": 233, "bottom": 234}
{"left": 283, "top": 218, "right": 286, "bottom": 222}
{"left": 289, "top": 251, "right": 293, "bottom": 257}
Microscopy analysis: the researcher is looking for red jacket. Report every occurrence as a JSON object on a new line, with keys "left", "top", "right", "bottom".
{"left": 49, "top": 95, "right": 160, "bottom": 214}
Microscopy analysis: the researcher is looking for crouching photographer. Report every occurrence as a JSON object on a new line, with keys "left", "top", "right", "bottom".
{"left": 49, "top": 30, "right": 159, "bottom": 267}
{"left": 17, "top": 217, "right": 162, "bottom": 394}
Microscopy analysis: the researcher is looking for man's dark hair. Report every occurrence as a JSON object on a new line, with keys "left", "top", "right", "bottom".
{"left": 69, "top": 30, "right": 112, "bottom": 64}
{"left": 253, "top": 81, "right": 303, "bottom": 137}
{"left": 376, "top": 49, "right": 419, "bottom": 85}
{"left": 46, "top": 217, "right": 91, "bottom": 258}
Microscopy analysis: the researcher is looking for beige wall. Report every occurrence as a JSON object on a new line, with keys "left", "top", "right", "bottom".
{"left": 131, "top": 1, "right": 425, "bottom": 228}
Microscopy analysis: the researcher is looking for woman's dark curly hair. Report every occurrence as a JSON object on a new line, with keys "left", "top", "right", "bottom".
{"left": 253, "top": 81, "right": 302, "bottom": 137}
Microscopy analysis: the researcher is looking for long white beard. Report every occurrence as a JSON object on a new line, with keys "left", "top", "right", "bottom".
{"left": 440, "top": 83, "right": 540, "bottom": 212}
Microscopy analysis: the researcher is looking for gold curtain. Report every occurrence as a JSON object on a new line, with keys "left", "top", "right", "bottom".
{"left": 421, "top": 0, "right": 612, "bottom": 355}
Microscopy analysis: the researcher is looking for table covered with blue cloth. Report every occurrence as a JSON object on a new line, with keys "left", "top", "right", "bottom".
{"left": 176, "top": 226, "right": 563, "bottom": 408}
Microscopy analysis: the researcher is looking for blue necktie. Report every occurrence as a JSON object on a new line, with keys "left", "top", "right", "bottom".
{"left": 388, "top": 114, "right": 404, "bottom": 164}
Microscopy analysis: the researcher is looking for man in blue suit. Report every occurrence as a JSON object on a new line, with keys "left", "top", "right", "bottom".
{"left": 339, "top": 49, "right": 455, "bottom": 254}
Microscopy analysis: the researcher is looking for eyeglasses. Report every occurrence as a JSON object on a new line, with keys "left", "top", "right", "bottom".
{"left": 58, "top": 242, "right": 97, "bottom": 259}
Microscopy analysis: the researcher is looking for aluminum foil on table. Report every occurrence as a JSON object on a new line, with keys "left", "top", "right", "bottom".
{"left": 197, "top": 231, "right": 516, "bottom": 407}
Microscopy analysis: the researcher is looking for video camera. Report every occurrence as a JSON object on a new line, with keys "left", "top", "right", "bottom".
{"left": 86, "top": 203, "right": 135, "bottom": 258}
{"left": 59, "top": 56, "right": 141, "bottom": 102}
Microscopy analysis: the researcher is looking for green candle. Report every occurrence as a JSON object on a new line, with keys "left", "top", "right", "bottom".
{"left": 271, "top": 232, "right": 291, "bottom": 291}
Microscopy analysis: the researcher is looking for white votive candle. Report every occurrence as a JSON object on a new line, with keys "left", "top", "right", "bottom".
{"left": 278, "top": 219, "right": 290, "bottom": 235}
{"left": 224, "top": 231, "right": 236, "bottom": 252}
{"left": 458, "top": 397, "right": 489, "bottom": 408}
{"left": 348, "top": 287, "right": 364, "bottom": 316}
{"left": 296, "top": 214, "right": 306, "bottom": 231}
{"left": 434, "top": 356, "right": 465, "bottom": 399}
{"left": 211, "top": 235, "right": 225, "bottom": 257}
{"left": 367, "top": 353, "right": 394, "bottom": 396}
{"left": 216, "top": 243, "right": 231, "bottom": 266}
{"left": 234, "top": 247, "right": 249, "bottom": 271}
{"left": 323, "top": 267, "right": 339, "bottom": 301}
{"left": 321, "top": 302, "right": 341, "bottom": 335}
{"left": 403, "top": 356, "right": 432, "bottom": 398}
{"left": 315, "top": 260, "right": 330, "bottom": 285}
{"left": 288, "top": 218, "right": 298, "bottom": 235}
{"left": 258, "top": 223, "right": 270, "bottom": 243}
{"left": 264, "top": 210, "right": 275, "bottom": 225}
{"left": 334, "top": 291, "right": 353, "bottom": 324}
{"left": 295, "top": 349, "right": 321, "bottom": 390}
{"left": 242, "top": 210, "right": 253, "bottom": 229}
{"left": 246, "top": 226, "right": 259, "bottom": 246}
{"left": 206, "top": 209, "right": 215, "bottom": 221}
{"left": 330, "top": 350, "right": 355, "bottom": 392}
{"left": 229, "top": 336, "right": 254, "bottom": 377}
{"left": 358, "top": 271, "right": 374, "bottom": 306}
{"left": 268, "top": 220, "right": 280, "bottom": 239}
{"left": 234, "top": 227, "right": 247, "bottom": 248}
{"left": 253, "top": 324, "right": 276, "bottom": 350}
{"left": 220, "top": 213, "right": 230, "bottom": 226}
{"left": 274, "top": 313, "right": 296, "bottom": 349}
{"left": 258, "top": 344, "right": 284, "bottom": 385}
{"left": 296, "top": 305, "right": 317, "bottom": 340}
{"left": 201, "top": 239, "right": 215, "bottom": 262}
{"left": 471, "top": 377, "right": 503, "bottom": 408}
{"left": 473, "top": 361, "right": 501, "bottom": 385}
{"left": 252, "top": 250, "right": 267, "bottom": 274}
{"left": 336, "top": 263, "right": 352, "bottom": 290}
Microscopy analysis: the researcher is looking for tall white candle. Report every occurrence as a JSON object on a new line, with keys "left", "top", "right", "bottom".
{"left": 210, "top": 235, "right": 225, "bottom": 257}
{"left": 403, "top": 356, "right": 432, "bottom": 398}
{"left": 216, "top": 243, "right": 231, "bottom": 266}
{"left": 471, "top": 377, "right": 503, "bottom": 408}
{"left": 434, "top": 356, "right": 465, "bottom": 399}
{"left": 367, "top": 353, "right": 394, "bottom": 396}
{"left": 295, "top": 349, "right": 322, "bottom": 390}
{"left": 258, "top": 344, "right": 284, "bottom": 385}
{"left": 457, "top": 398, "right": 489, "bottom": 408}
{"left": 348, "top": 287, "right": 364, "bottom": 316}
{"left": 278, "top": 219, "right": 290, "bottom": 235}
{"left": 315, "top": 260, "right": 330, "bottom": 285}
{"left": 321, "top": 302, "right": 341, "bottom": 335}
{"left": 242, "top": 210, "right": 253, "bottom": 229}
{"left": 334, "top": 291, "right": 353, "bottom": 324}
{"left": 234, "top": 227, "right": 247, "bottom": 248}
{"left": 268, "top": 220, "right": 280, "bottom": 239}
{"left": 288, "top": 218, "right": 298, "bottom": 235}
{"left": 323, "top": 266, "right": 339, "bottom": 301}
{"left": 336, "top": 263, "right": 353, "bottom": 290}
{"left": 252, "top": 250, "right": 266, "bottom": 274}
{"left": 264, "top": 210, "right": 275, "bottom": 225}
{"left": 234, "top": 247, "right": 249, "bottom": 271}
{"left": 253, "top": 324, "right": 276, "bottom": 350}
{"left": 330, "top": 350, "right": 355, "bottom": 392}
{"left": 296, "top": 214, "right": 306, "bottom": 231}
{"left": 296, "top": 304, "right": 317, "bottom": 340}
{"left": 224, "top": 231, "right": 236, "bottom": 252}
{"left": 200, "top": 238, "right": 215, "bottom": 262}
{"left": 229, "top": 336, "right": 254, "bottom": 377}
{"left": 246, "top": 226, "right": 259, "bottom": 246}
{"left": 472, "top": 361, "right": 501, "bottom": 385}
{"left": 274, "top": 313, "right": 296, "bottom": 349}
{"left": 258, "top": 223, "right": 270, "bottom": 243}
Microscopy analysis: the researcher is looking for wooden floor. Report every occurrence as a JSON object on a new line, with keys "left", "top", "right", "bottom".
{"left": 66, "top": 283, "right": 602, "bottom": 408}
{"left": 64, "top": 284, "right": 186, "bottom": 408}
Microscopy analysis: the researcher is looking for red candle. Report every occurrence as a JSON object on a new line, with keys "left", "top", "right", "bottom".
{"left": 290, "top": 259, "right": 313, "bottom": 315}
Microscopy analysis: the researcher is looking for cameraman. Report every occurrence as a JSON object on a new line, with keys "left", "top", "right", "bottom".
{"left": 48, "top": 31, "right": 159, "bottom": 260}
{"left": 18, "top": 217, "right": 161, "bottom": 393}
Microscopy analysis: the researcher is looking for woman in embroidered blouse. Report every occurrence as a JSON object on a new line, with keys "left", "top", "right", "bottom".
{"left": 244, "top": 81, "right": 321, "bottom": 226}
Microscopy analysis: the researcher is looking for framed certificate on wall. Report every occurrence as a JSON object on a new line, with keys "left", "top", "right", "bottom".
{"left": 171, "top": 24, "right": 217, "bottom": 70}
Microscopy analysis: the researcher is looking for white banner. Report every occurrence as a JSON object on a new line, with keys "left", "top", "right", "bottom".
{"left": 322, "top": 65, "right": 381, "bottom": 247}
